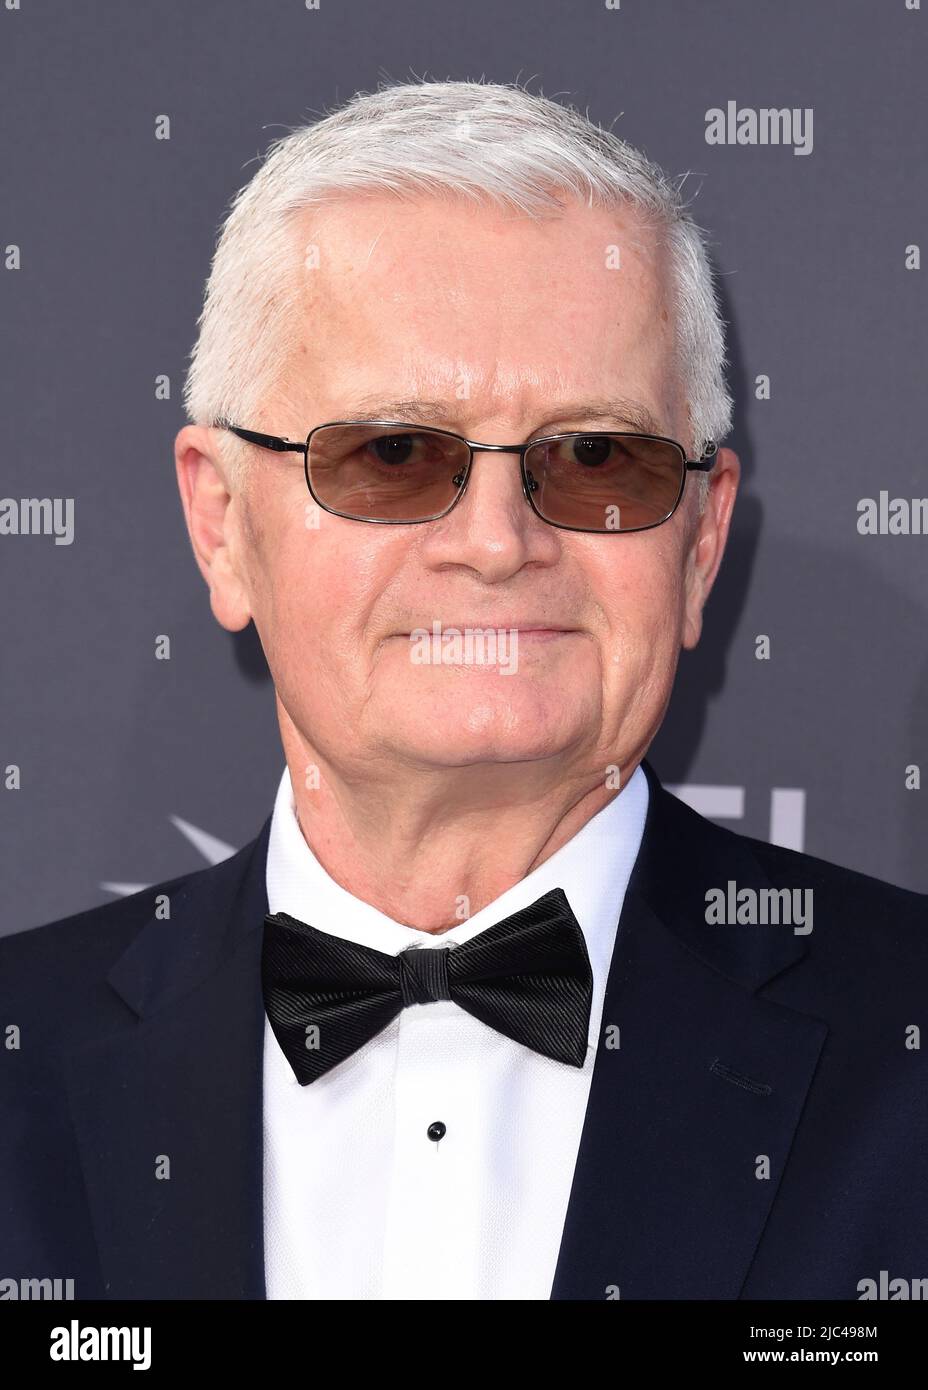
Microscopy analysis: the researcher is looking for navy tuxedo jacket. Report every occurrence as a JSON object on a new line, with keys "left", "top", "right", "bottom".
{"left": 2, "top": 759, "right": 927, "bottom": 1300}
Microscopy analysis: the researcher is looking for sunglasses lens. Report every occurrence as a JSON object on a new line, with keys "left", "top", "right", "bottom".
{"left": 524, "top": 434, "right": 686, "bottom": 531}
{"left": 307, "top": 425, "right": 469, "bottom": 521}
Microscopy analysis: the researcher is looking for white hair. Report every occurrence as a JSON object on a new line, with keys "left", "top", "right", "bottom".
{"left": 183, "top": 79, "right": 733, "bottom": 506}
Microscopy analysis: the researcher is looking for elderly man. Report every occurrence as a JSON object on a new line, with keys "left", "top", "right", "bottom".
{"left": 2, "top": 80, "right": 926, "bottom": 1303}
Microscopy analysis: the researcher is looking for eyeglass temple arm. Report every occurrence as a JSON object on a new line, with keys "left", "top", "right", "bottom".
{"left": 213, "top": 420, "right": 306, "bottom": 456}
{"left": 687, "top": 441, "right": 719, "bottom": 470}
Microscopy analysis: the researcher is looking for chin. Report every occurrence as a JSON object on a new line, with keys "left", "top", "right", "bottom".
{"left": 410, "top": 743, "right": 570, "bottom": 769}
{"left": 396, "top": 713, "right": 583, "bottom": 767}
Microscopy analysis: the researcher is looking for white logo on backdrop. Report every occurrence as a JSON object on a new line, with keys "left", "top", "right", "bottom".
{"left": 665, "top": 784, "right": 806, "bottom": 852}
{"left": 99, "top": 816, "right": 236, "bottom": 896}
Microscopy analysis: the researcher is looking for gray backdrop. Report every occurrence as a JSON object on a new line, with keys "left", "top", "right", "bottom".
{"left": 2, "top": 0, "right": 926, "bottom": 937}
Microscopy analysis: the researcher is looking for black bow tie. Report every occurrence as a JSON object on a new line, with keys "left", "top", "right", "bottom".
{"left": 262, "top": 887, "right": 593, "bottom": 1085}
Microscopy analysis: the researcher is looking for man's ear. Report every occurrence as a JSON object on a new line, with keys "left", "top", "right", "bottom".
{"left": 174, "top": 425, "right": 253, "bottom": 632}
{"left": 681, "top": 446, "right": 740, "bottom": 650}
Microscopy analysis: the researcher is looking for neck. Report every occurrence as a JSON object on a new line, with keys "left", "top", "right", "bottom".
{"left": 279, "top": 727, "right": 643, "bottom": 933}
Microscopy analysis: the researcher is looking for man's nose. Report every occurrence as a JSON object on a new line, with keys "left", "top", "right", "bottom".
{"left": 419, "top": 438, "right": 559, "bottom": 580}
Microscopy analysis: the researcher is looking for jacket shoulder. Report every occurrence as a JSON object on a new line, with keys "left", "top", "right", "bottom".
{"left": 3, "top": 861, "right": 208, "bottom": 972}
{"left": 657, "top": 778, "right": 927, "bottom": 907}
{"left": 0, "top": 828, "right": 266, "bottom": 1033}
{"left": 653, "top": 780, "right": 928, "bottom": 978}
{"left": 739, "top": 828, "right": 926, "bottom": 912}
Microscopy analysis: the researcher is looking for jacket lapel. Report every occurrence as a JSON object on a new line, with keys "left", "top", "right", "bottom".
{"left": 550, "top": 759, "right": 829, "bottom": 1299}
{"left": 61, "top": 815, "right": 273, "bottom": 1299}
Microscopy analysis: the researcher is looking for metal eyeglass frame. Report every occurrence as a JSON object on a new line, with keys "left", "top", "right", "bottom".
{"left": 211, "top": 417, "right": 718, "bottom": 534}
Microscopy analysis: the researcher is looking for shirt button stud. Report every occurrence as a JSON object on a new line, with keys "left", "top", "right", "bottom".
{"left": 427, "top": 1121, "right": 446, "bottom": 1142}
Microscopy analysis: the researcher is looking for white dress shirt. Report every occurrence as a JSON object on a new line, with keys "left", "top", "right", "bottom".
{"left": 262, "top": 761, "right": 649, "bottom": 1300}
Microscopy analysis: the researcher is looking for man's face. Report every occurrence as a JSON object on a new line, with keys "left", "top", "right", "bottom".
{"left": 180, "top": 193, "right": 737, "bottom": 790}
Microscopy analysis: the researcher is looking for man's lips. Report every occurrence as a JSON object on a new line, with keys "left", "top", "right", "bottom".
{"left": 394, "top": 624, "right": 577, "bottom": 634}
